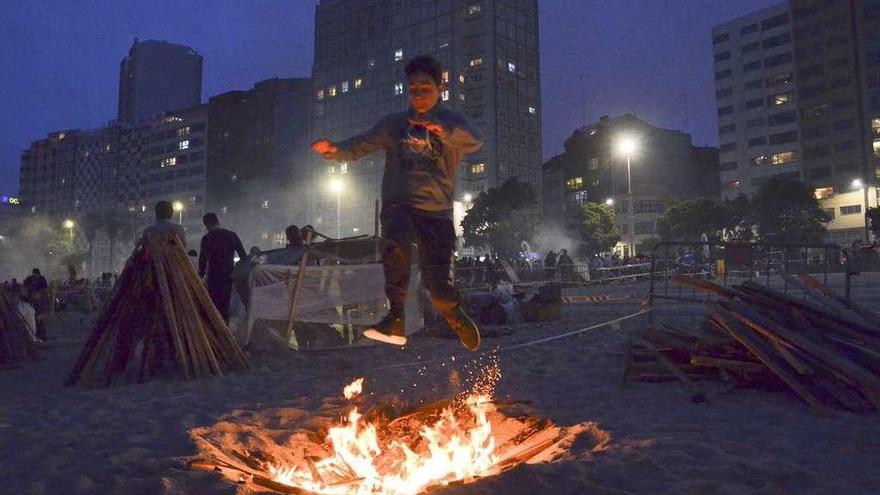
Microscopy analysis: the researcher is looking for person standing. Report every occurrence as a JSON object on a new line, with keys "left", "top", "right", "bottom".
{"left": 142, "top": 201, "right": 187, "bottom": 247}
{"left": 310, "top": 54, "right": 482, "bottom": 350}
{"left": 543, "top": 250, "right": 558, "bottom": 281}
{"left": 198, "top": 213, "right": 246, "bottom": 322}
{"left": 23, "top": 268, "right": 49, "bottom": 340}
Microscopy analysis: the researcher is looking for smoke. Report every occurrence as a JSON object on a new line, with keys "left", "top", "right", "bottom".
{"left": 0, "top": 216, "right": 69, "bottom": 281}
{"left": 530, "top": 222, "right": 578, "bottom": 258}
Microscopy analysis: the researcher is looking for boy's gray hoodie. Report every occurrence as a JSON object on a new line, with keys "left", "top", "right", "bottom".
{"left": 327, "top": 105, "right": 482, "bottom": 217}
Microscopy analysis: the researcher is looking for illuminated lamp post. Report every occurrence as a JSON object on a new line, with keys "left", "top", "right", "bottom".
{"left": 616, "top": 136, "right": 639, "bottom": 257}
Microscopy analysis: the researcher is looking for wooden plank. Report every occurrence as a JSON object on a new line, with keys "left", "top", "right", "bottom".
{"left": 689, "top": 355, "right": 766, "bottom": 372}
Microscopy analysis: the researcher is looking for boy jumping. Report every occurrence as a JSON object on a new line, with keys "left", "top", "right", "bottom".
{"left": 311, "top": 55, "right": 481, "bottom": 351}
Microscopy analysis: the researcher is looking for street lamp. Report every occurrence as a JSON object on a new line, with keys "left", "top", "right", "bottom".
{"left": 605, "top": 198, "right": 614, "bottom": 206}
{"left": 463, "top": 193, "right": 473, "bottom": 204}
{"left": 616, "top": 135, "right": 639, "bottom": 257}
{"left": 852, "top": 179, "right": 870, "bottom": 242}
{"left": 328, "top": 178, "right": 344, "bottom": 238}
{"left": 62, "top": 218, "right": 75, "bottom": 246}
{"left": 172, "top": 201, "right": 184, "bottom": 225}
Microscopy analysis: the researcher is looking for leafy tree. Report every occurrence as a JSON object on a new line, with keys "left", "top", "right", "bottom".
{"left": 750, "top": 176, "right": 830, "bottom": 244}
{"left": 718, "top": 194, "right": 754, "bottom": 241}
{"left": 656, "top": 198, "right": 724, "bottom": 241}
{"left": 867, "top": 207, "right": 880, "bottom": 240}
{"left": 570, "top": 202, "right": 620, "bottom": 256}
{"left": 461, "top": 178, "right": 541, "bottom": 257}
{"left": 636, "top": 236, "right": 661, "bottom": 255}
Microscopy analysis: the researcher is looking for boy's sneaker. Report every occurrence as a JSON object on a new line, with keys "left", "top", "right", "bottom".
{"left": 445, "top": 307, "right": 481, "bottom": 351}
{"left": 363, "top": 313, "right": 407, "bottom": 346}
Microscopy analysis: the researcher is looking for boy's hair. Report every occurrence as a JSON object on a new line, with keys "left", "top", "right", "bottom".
{"left": 155, "top": 201, "right": 174, "bottom": 220}
{"left": 405, "top": 55, "right": 444, "bottom": 85}
{"left": 202, "top": 212, "right": 220, "bottom": 227}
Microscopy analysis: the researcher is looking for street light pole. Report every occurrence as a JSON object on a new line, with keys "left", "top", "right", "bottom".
{"left": 626, "top": 155, "right": 635, "bottom": 257}
{"left": 336, "top": 191, "right": 341, "bottom": 239}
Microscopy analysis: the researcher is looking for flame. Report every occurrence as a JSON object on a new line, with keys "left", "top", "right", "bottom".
{"left": 343, "top": 378, "right": 364, "bottom": 400}
{"left": 268, "top": 379, "right": 501, "bottom": 495}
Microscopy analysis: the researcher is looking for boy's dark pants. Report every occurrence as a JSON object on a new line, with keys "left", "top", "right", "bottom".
{"left": 381, "top": 205, "right": 460, "bottom": 319}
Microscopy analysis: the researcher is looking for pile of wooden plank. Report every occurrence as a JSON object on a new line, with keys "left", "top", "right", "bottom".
{"left": 67, "top": 231, "right": 248, "bottom": 387}
{"left": 627, "top": 274, "right": 880, "bottom": 413}
{"left": 0, "top": 289, "right": 38, "bottom": 369}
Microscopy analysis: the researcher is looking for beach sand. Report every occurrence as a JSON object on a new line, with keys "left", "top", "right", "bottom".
{"left": 2, "top": 280, "right": 880, "bottom": 494}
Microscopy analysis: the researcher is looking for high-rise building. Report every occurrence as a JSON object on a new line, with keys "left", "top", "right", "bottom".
{"left": 206, "top": 78, "right": 313, "bottom": 249}
{"left": 311, "top": 0, "right": 542, "bottom": 236}
{"left": 19, "top": 130, "right": 79, "bottom": 219}
{"left": 713, "top": 1, "right": 880, "bottom": 243}
{"left": 542, "top": 115, "right": 719, "bottom": 256}
{"left": 117, "top": 39, "right": 203, "bottom": 123}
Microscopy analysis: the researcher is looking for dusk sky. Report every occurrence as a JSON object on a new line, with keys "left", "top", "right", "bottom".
{"left": 0, "top": 0, "right": 780, "bottom": 195}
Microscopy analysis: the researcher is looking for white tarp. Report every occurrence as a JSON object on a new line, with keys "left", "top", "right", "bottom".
{"left": 242, "top": 262, "right": 422, "bottom": 350}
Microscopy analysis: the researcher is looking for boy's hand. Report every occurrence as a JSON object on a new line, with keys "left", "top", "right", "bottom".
{"left": 311, "top": 139, "right": 339, "bottom": 157}
{"left": 409, "top": 118, "right": 448, "bottom": 140}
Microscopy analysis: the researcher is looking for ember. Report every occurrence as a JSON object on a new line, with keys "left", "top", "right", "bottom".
{"left": 191, "top": 364, "right": 608, "bottom": 494}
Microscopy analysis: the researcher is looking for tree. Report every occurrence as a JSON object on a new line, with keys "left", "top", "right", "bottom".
{"left": 718, "top": 194, "right": 754, "bottom": 241}
{"left": 570, "top": 202, "right": 620, "bottom": 256}
{"left": 656, "top": 198, "right": 724, "bottom": 241}
{"left": 867, "top": 207, "right": 880, "bottom": 240}
{"left": 461, "top": 178, "right": 541, "bottom": 257}
{"left": 750, "top": 176, "right": 830, "bottom": 244}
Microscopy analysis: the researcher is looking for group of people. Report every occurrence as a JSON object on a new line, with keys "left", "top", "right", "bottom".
{"left": 1, "top": 268, "right": 49, "bottom": 341}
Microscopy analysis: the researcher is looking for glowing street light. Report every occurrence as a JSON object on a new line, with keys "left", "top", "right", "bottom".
{"left": 615, "top": 135, "right": 640, "bottom": 256}
{"left": 172, "top": 201, "right": 185, "bottom": 224}
{"left": 62, "top": 218, "right": 75, "bottom": 230}
{"left": 328, "top": 178, "right": 345, "bottom": 238}
{"left": 851, "top": 179, "right": 870, "bottom": 242}
{"left": 852, "top": 179, "right": 864, "bottom": 190}
{"left": 605, "top": 198, "right": 614, "bottom": 206}
{"left": 463, "top": 193, "right": 473, "bottom": 204}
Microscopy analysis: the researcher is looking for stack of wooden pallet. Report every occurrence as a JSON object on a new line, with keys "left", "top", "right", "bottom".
{"left": 0, "top": 288, "right": 38, "bottom": 369}
{"left": 627, "top": 274, "right": 880, "bottom": 413}
{"left": 67, "top": 231, "right": 248, "bottom": 387}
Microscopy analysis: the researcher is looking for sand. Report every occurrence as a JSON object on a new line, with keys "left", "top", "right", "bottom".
{"left": 2, "top": 277, "right": 880, "bottom": 494}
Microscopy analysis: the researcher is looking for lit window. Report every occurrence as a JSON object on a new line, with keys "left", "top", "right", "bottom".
{"left": 329, "top": 85, "right": 337, "bottom": 97}
{"left": 469, "top": 58, "right": 483, "bottom": 67}
{"left": 467, "top": 4, "right": 481, "bottom": 15}
{"left": 340, "top": 163, "right": 348, "bottom": 174}
{"left": 508, "top": 62, "right": 516, "bottom": 73}
{"left": 529, "top": 106, "right": 536, "bottom": 115}
{"left": 316, "top": 89, "right": 324, "bottom": 100}
{"left": 262, "top": 200, "right": 270, "bottom": 209}
{"left": 188, "top": 196, "right": 197, "bottom": 206}
{"left": 814, "top": 187, "right": 834, "bottom": 200}
{"left": 367, "top": 59, "right": 376, "bottom": 69}
{"left": 394, "top": 48, "right": 404, "bottom": 62}
{"left": 230, "top": 174, "right": 237, "bottom": 182}
{"left": 442, "top": 71, "right": 450, "bottom": 83}
{"left": 342, "top": 81, "right": 349, "bottom": 93}
{"left": 728, "top": 180, "right": 742, "bottom": 189}
{"left": 160, "top": 157, "right": 177, "bottom": 168}
{"left": 769, "top": 91, "right": 793, "bottom": 106}
{"left": 177, "top": 126, "right": 191, "bottom": 137}
{"left": 841, "top": 204, "right": 862, "bottom": 215}
{"left": 354, "top": 78, "right": 363, "bottom": 89}
{"left": 441, "top": 90, "right": 450, "bottom": 101}
{"left": 439, "top": 42, "right": 449, "bottom": 49}
{"left": 459, "top": 74, "right": 465, "bottom": 83}
{"left": 766, "top": 72, "right": 792, "bottom": 88}
{"left": 221, "top": 206, "right": 228, "bottom": 215}
{"left": 394, "top": 82, "right": 405, "bottom": 96}
{"left": 459, "top": 93, "right": 466, "bottom": 101}
{"left": 751, "top": 155, "right": 768, "bottom": 166}
{"left": 178, "top": 140, "right": 189, "bottom": 150}
{"left": 770, "top": 151, "right": 797, "bottom": 165}
{"left": 566, "top": 177, "right": 584, "bottom": 189}
{"left": 470, "top": 163, "right": 486, "bottom": 175}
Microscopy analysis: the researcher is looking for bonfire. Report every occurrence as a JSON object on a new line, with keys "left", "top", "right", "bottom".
{"left": 191, "top": 360, "right": 608, "bottom": 495}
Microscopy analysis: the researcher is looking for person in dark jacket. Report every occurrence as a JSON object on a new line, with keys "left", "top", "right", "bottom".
{"left": 23, "top": 268, "right": 49, "bottom": 339}
{"left": 198, "top": 213, "right": 246, "bottom": 322}
{"left": 311, "top": 54, "right": 482, "bottom": 350}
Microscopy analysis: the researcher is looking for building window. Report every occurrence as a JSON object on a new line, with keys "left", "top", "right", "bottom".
{"left": 814, "top": 187, "right": 834, "bottom": 200}
{"left": 469, "top": 57, "right": 483, "bottom": 67}
{"left": 715, "top": 69, "right": 732, "bottom": 80}
{"left": 766, "top": 72, "right": 793, "bottom": 88}
{"left": 747, "top": 117, "right": 766, "bottom": 128}
{"left": 160, "top": 157, "right": 176, "bottom": 168}
{"left": 744, "top": 60, "right": 762, "bottom": 72}
{"left": 769, "top": 91, "right": 794, "bottom": 106}
{"left": 441, "top": 89, "right": 449, "bottom": 101}
{"left": 508, "top": 62, "right": 516, "bottom": 73}
{"left": 317, "top": 89, "right": 324, "bottom": 100}
{"left": 751, "top": 155, "right": 768, "bottom": 166}
{"left": 713, "top": 32, "right": 730, "bottom": 44}
{"left": 340, "top": 163, "right": 348, "bottom": 174}
{"left": 341, "top": 81, "right": 349, "bottom": 93}
{"left": 769, "top": 130, "right": 798, "bottom": 145}
{"left": 745, "top": 79, "right": 763, "bottom": 90}
{"left": 749, "top": 136, "right": 767, "bottom": 147}
{"left": 328, "top": 85, "right": 337, "bottom": 97}
{"left": 745, "top": 98, "right": 763, "bottom": 109}
{"left": 470, "top": 163, "right": 485, "bottom": 175}
{"left": 367, "top": 59, "right": 376, "bottom": 69}
{"left": 741, "top": 23, "right": 759, "bottom": 35}
{"left": 178, "top": 140, "right": 189, "bottom": 150}
{"left": 467, "top": 3, "right": 481, "bottom": 15}
{"left": 230, "top": 174, "right": 238, "bottom": 182}
{"left": 770, "top": 151, "right": 797, "bottom": 165}
{"left": 714, "top": 51, "right": 731, "bottom": 62}
{"left": 718, "top": 105, "right": 734, "bottom": 116}
{"left": 801, "top": 103, "right": 828, "bottom": 120}
{"left": 354, "top": 78, "right": 363, "bottom": 89}
{"left": 529, "top": 106, "right": 536, "bottom": 115}
{"left": 719, "top": 123, "right": 736, "bottom": 135}
{"left": 442, "top": 71, "right": 450, "bottom": 83}
{"left": 566, "top": 177, "right": 584, "bottom": 190}
{"left": 742, "top": 41, "right": 760, "bottom": 54}
{"left": 840, "top": 205, "right": 862, "bottom": 215}
{"left": 720, "top": 161, "right": 738, "bottom": 171}
{"left": 459, "top": 74, "right": 465, "bottom": 83}
{"left": 177, "top": 126, "right": 191, "bottom": 137}
{"left": 394, "top": 82, "right": 404, "bottom": 96}
{"left": 394, "top": 48, "right": 404, "bottom": 62}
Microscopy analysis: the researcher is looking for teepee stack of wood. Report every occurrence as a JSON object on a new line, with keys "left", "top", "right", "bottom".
{"left": 67, "top": 231, "right": 248, "bottom": 386}
{"left": 0, "top": 289, "right": 38, "bottom": 369}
